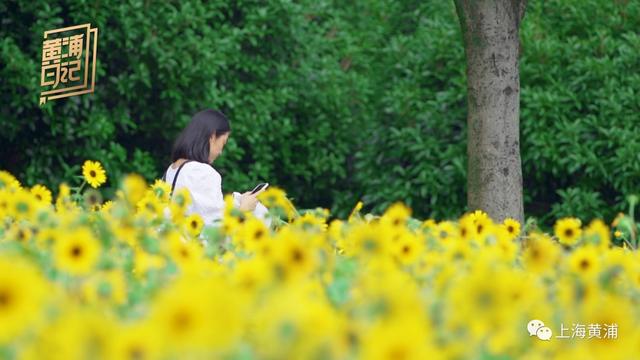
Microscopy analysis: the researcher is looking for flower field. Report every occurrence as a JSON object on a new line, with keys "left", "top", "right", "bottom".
{"left": 0, "top": 162, "right": 639, "bottom": 360}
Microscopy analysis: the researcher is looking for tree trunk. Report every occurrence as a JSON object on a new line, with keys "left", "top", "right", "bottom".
{"left": 454, "top": 0, "right": 527, "bottom": 225}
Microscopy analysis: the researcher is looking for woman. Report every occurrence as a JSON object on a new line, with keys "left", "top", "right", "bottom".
{"left": 161, "top": 109, "right": 264, "bottom": 226}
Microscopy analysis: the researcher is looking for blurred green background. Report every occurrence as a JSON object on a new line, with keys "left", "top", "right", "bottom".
{"left": 1, "top": 0, "right": 638, "bottom": 224}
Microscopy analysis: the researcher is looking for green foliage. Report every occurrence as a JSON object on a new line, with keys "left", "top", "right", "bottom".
{"left": 0, "top": 0, "right": 638, "bottom": 226}
{"left": 520, "top": 0, "right": 640, "bottom": 224}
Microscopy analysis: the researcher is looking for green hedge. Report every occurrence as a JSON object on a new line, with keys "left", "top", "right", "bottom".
{"left": 1, "top": 0, "right": 638, "bottom": 225}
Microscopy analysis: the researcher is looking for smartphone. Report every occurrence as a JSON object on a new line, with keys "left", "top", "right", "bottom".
{"left": 250, "top": 182, "right": 269, "bottom": 195}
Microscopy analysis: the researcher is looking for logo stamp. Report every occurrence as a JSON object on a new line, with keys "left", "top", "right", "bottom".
{"left": 39, "top": 23, "right": 98, "bottom": 105}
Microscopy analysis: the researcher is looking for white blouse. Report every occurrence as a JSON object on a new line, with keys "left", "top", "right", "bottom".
{"left": 163, "top": 161, "right": 224, "bottom": 226}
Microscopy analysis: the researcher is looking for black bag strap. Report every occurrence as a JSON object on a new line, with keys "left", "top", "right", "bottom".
{"left": 163, "top": 160, "right": 193, "bottom": 195}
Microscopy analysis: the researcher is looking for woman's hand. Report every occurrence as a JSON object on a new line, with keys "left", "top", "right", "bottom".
{"left": 238, "top": 186, "right": 267, "bottom": 212}
{"left": 238, "top": 192, "right": 258, "bottom": 212}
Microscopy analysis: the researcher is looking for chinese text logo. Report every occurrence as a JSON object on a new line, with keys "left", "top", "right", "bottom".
{"left": 528, "top": 319, "right": 618, "bottom": 341}
{"left": 40, "top": 23, "right": 98, "bottom": 105}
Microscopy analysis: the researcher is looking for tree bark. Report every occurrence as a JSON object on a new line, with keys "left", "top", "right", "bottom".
{"left": 454, "top": 0, "right": 527, "bottom": 225}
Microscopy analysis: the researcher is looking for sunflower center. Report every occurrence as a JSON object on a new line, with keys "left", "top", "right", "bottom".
{"left": 579, "top": 259, "right": 590, "bottom": 270}
{"left": 565, "top": 228, "right": 574, "bottom": 237}
{"left": 531, "top": 248, "right": 540, "bottom": 259}
{"left": 477, "top": 291, "right": 493, "bottom": 307}
{"left": 16, "top": 202, "right": 29, "bottom": 214}
{"left": 363, "top": 238, "right": 378, "bottom": 251}
{"left": 477, "top": 224, "right": 484, "bottom": 234}
{"left": 511, "top": 290, "right": 522, "bottom": 301}
{"left": 507, "top": 226, "right": 514, "bottom": 233}
{"left": 128, "top": 346, "right": 145, "bottom": 360}
{"left": 387, "top": 346, "right": 408, "bottom": 360}
{"left": 402, "top": 245, "right": 411, "bottom": 254}
{"left": 70, "top": 245, "right": 83, "bottom": 258}
{"left": 190, "top": 220, "right": 198, "bottom": 229}
{"left": 254, "top": 229, "right": 264, "bottom": 240}
{"left": 291, "top": 248, "right": 304, "bottom": 263}
{"left": 172, "top": 310, "right": 192, "bottom": 332}
{"left": 90, "top": 170, "right": 97, "bottom": 177}
{"left": 0, "top": 289, "right": 11, "bottom": 308}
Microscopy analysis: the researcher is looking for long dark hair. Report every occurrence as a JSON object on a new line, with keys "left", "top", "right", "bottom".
{"left": 171, "top": 109, "right": 231, "bottom": 163}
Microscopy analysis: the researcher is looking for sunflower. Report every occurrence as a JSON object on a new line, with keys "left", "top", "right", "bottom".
{"left": 393, "top": 232, "right": 424, "bottom": 265}
{"left": 501, "top": 218, "right": 521, "bottom": 240}
{"left": 469, "top": 209, "right": 490, "bottom": 223}
{"left": 493, "top": 230, "right": 518, "bottom": 262}
{"left": 0, "top": 256, "right": 48, "bottom": 343}
{"left": 24, "top": 308, "right": 116, "bottom": 360}
{"left": 581, "top": 296, "right": 636, "bottom": 357}
{"left": 83, "top": 188, "right": 103, "bottom": 211}
{"left": 447, "top": 264, "right": 512, "bottom": 339}
{"left": 585, "top": 219, "right": 611, "bottom": 249}
{"left": 149, "top": 276, "right": 243, "bottom": 351}
{"left": 420, "top": 219, "right": 437, "bottom": 232}
{"left": 107, "top": 321, "right": 163, "bottom": 360}
{"left": 567, "top": 245, "right": 600, "bottom": 279}
{"left": 272, "top": 232, "right": 316, "bottom": 281}
{"left": 256, "top": 186, "right": 296, "bottom": 219}
{"left": 121, "top": 174, "right": 147, "bottom": 207}
{"left": 136, "top": 195, "right": 163, "bottom": 220}
{"left": 233, "top": 258, "right": 271, "bottom": 292}
{"left": 473, "top": 214, "right": 494, "bottom": 243}
{"left": 0, "top": 170, "right": 20, "bottom": 191}
{"left": 554, "top": 217, "right": 583, "bottom": 246}
{"left": 82, "top": 160, "right": 107, "bottom": 188}
{"left": 166, "top": 232, "right": 204, "bottom": 270}
{"left": 238, "top": 217, "right": 270, "bottom": 253}
{"left": 151, "top": 179, "right": 172, "bottom": 203}
{"left": 183, "top": 213, "right": 204, "bottom": 238}
{"left": 170, "top": 187, "right": 192, "bottom": 211}
{"left": 522, "top": 232, "right": 560, "bottom": 274}
{"left": 30, "top": 184, "right": 52, "bottom": 204}
{"left": 457, "top": 214, "right": 477, "bottom": 242}
{"left": 293, "top": 212, "right": 328, "bottom": 232}
{"left": 6, "top": 223, "right": 33, "bottom": 244}
{"left": 382, "top": 202, "right": 412, "bottom": 228}
{"left": 35, "top": 227, "right": 60, "bottom": 249}
{"left": 54, "top": 227, "right": 102, "bottom": 275}
{"left": 7, "top": 189, "right": 39, "bottom": 221}
{"left": 360, "top": 315, "right": 435, "bottom": 360}
{"left": 222, "top": 194, "right": 247, "bottom": 235}
{"left": 101, "top": 200, "right": 114, "bottom": 213}
{"left": 0, "top": 189, "right": 8, "bottom": 218}
{"left": 444, "top": 240, "right": 472, "bottom": 262}
{"left": 55, "top": 183, "right": 73, "bottom": 212}
{"left": 344, "top": 222, "right": 391, "bottom": 258}
{"left": 435, "top": 221, "right": 458, "bottom": 243}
